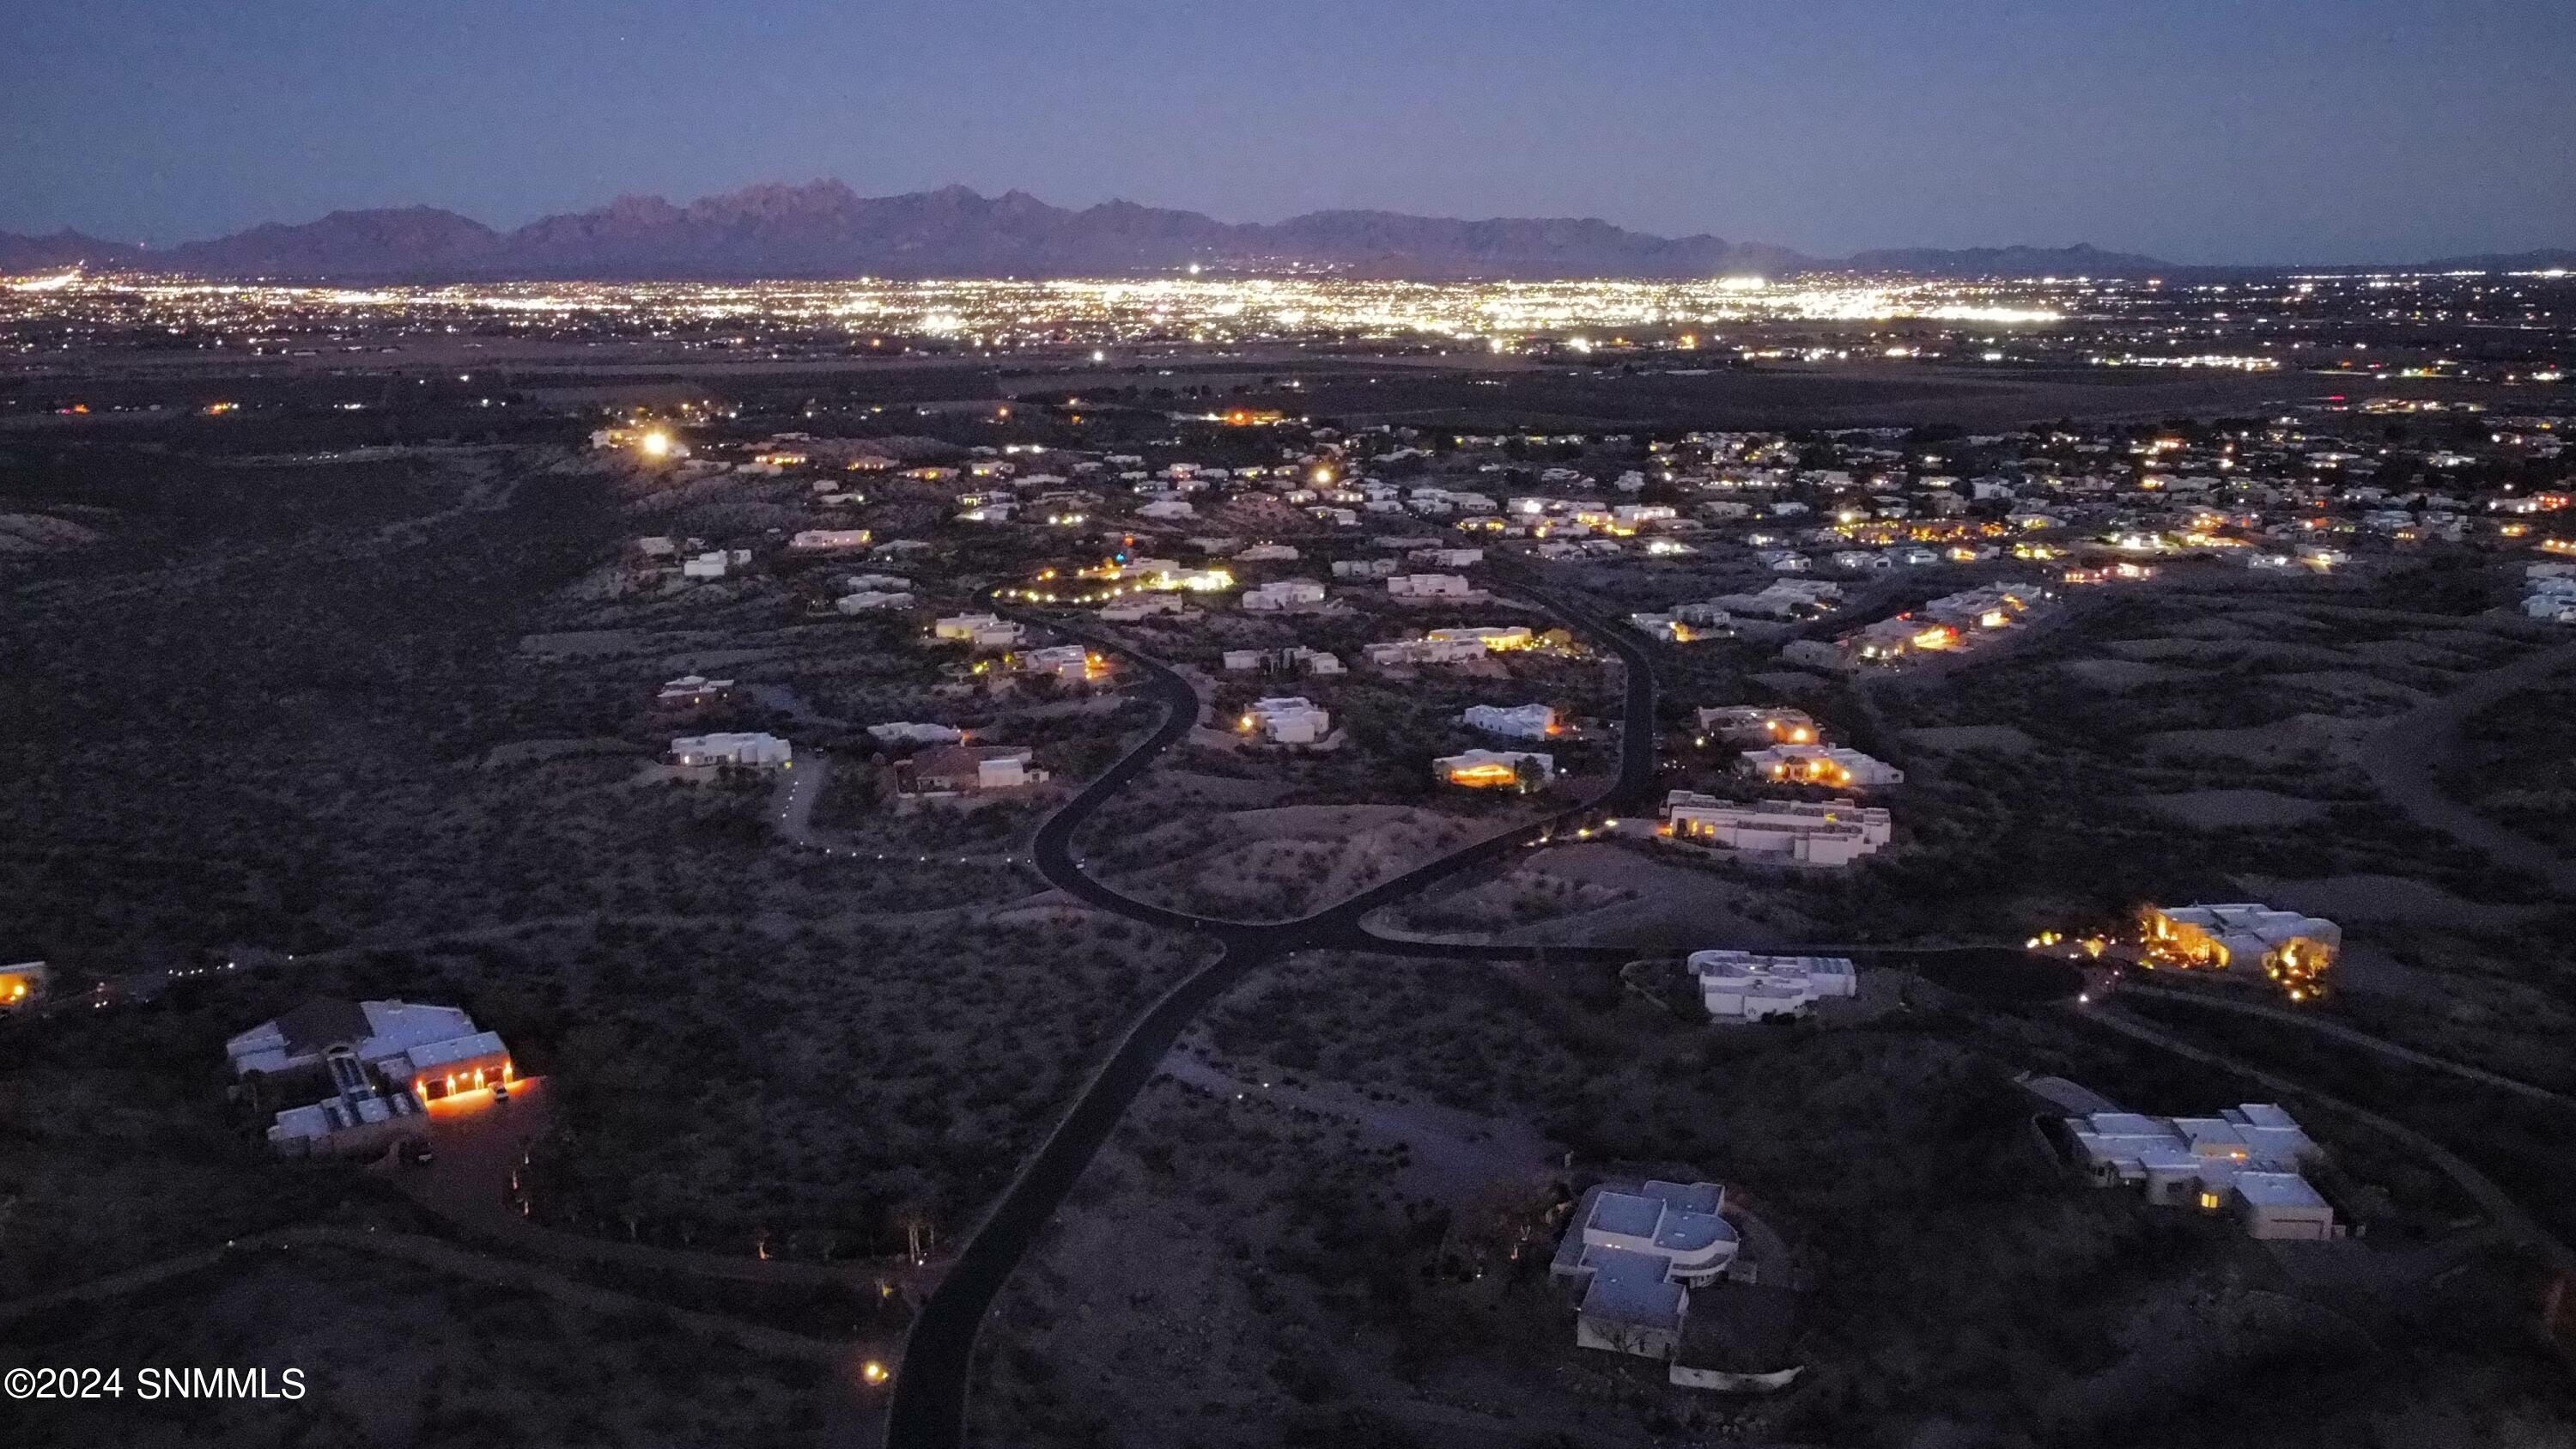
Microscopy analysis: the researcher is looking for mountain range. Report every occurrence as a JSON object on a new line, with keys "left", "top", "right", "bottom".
{"left": 0, "top": 181, "right": 2564, "bottom": 283}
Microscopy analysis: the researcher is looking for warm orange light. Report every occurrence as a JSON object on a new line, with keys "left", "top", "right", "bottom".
{"left": 862, "top": 1360, "right": 890, "bottom": 1385}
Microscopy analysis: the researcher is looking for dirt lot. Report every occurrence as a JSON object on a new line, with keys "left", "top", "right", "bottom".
{"left": 1376, "top": 840, "right": 1826, "bottom": 950}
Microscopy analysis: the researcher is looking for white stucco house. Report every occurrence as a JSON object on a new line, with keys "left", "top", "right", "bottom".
{"left": 933, "top": 612, "right": 1025, "bottom": 649}
{"left": 2067, "top": 1102, "right": 2336, "bottom": 1241}
{"left": 1241, "top": 579, "right": 1328, "bottom": 612}
{"left": 1016, "top": 644, "right": 1102, "bottom": 681}
{"left": 671, "top": 733, "right": 792, "bottom": 769}
{"left": 1737, "top": 744, "right": 1905, "bottom": 789}
{"left": 1661, "top": 791, "right": 1891, "bottom": 866}
{"left": 1434, "top": 748, "right": 1555, "bottom": 789}
{"left": 1687, "top": 950, "right": 1858, "bottom": 1020}
{"left": 1549, "top": 1180, "right": 1740, "bottom": 1360}
{"left": 788, "top": 528, "right": 873, "bottom": 551}
{"left": 1241, "top": 696, "right": 1332, "bottom": 745}
{"left": 1461, "top": 703, "right": 1558, "bottom": 740}
{"left": 1388, "top": 573, "right": 1475, "bottom": 599}
{"left": 228, "top": 999, "right": 513, "bottom": 1155}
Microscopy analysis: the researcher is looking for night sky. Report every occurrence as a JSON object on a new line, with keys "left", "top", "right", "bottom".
{"left": 5, "top": 0, "right": 2571, "bottom": 263}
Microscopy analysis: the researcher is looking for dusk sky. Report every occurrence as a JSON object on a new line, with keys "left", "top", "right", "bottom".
{"left": 6, "top": 0, "right": 2572, "bottom": 263}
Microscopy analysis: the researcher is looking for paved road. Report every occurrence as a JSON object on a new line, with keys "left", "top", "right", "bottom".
{"left": 882, "top": 581, "right": 2114, "bottom": 1446}
{"left": 882, "top": 575, "right": 1661, "bottom": 1449}
{"left": 2354, "top": 635, "right": 2576, "bottom": 896}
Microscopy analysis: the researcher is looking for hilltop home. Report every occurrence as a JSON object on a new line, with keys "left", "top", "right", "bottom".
{"left": 1388, "top": 573, "right": 1475, "bottom": 599}
{"left": 1365, "top": 636, "right": 1487, "bottom": 667}
{"left": 227, "top": 999, "right": 513, "bottom": 1155}
{"left": 1240, "top": 579, "right": 1329, "bottom": 612}
{"left": 901, "top": 745, "right": 1045, "bottom": 794}
{"left": 1434, "top": 748, "right": 1554, "bottom": 789}
{"left": 1548, "top": 1180, "right": 1740, "bottom": 1360}
{"left": 1661, "top": 791, "right": 1891, "bottom": 866}
{"left": 866, "top": 721, "right": 963, "bottom": 747}
{"left": 671, "top": 733, "right": 792, "bottom": 769}
{"left": 1016, "top": 644, "right": 1103, "bottom": 682}
{"left": 933, "top": 612, "right": 1025, "bottom": 649}
{"left": 1687, "top": 950, "right": 1858, "bottom": 1020}
{"left": 1461, "top": 703, "right": 1559, "bottom": 741}
{"left": 1737, "top": 744, "right": 1905, "bottom": 789}
{"left": 1221, "top": 646, "right": 1346, "bottom": 677}
{"left": 2142, "top": 904, "right": 2340, "bottom": 997}
{"left": 1239, "top": 697, "right": 1332, "bottom": 745}
{"left": 1425, "top": 625, "right": 1533, "bottom": 652}
{"left": 2066, "top": 1102, "right": 2336, "bottom": 1240}
{"left": 1694, "top": 706, "right": 1817, "bottom": 746}
{"left": 787, "top": 528, "right": 873, "bottom": 551}
{"left": 656, "top": 674, "right": 735, "bottom": 709}
{"left": 1628, "top": 613, "right": 1726, "bottom": 643}
{"left": 1919, "top": 581, "right": 2044, "bottom": 630}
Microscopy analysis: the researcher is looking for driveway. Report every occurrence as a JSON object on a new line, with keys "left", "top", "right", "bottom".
{"left": 2355, "top": 636, "right": 2576, "bottom": 896}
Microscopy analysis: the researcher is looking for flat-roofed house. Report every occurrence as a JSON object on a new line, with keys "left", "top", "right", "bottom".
{"left": 902, "top": 745, "right": 1046, "bottom": 795}
{"left": 670, "top": 733, "right": 792, "bottom": 769}
{"left": 1433, "top": 749, "right": 1554, "bottom": 790}
{"left": 1223, "top": 646, "right": 1345, "bottom": 677}
{"left": 2143, "top": 903, "right": 2340, "bottom": 996}
{"left": 1388, "top": 573, "right": 1474, "bottom": 599}
{"left": 1662, "top": 791, "right": 1891, "bottom": 866}
{"left": 1737, "top": 744, "right": 1905, "bottom": 789}
{"left": 226, "top": 998, "right": 514, "bottom": 1155}
{"left": 2065, "top": 1101, "right": 2333, "bottom": 1239}
{"left": 1548, "top": 1180, "right": 1740, "bottom": 1360}
{"left": 1364, "top": 636, "right": 1488, "bottom": 667}
{"left": 656, "top": 674, "right": 736, "bottom": 709}
{"left": 1687, "top": 950, "right": 1858, "bottom": 1020}
{"left": 1461, "top": 703, "right": 1558, "bottom": 740}
{"left": 866, "top": 721, "right": 963, "bottom": 747}
{"left": 1240, "top": 697, "right": 1331, "bottom": 745}
{"left": 1015, "top": 644, "right": 1101, "bottom": 681}
{"left": 788, "top": 528, "right": 873, "bottom": 551}
{"left": 933, "top": 612, "right": 1024, "bottom": 649}
{"left": 1695, "top": 706, "right": 1818, "bottom": 745}
{"left": 1425, "top": 625, "right": 1532, "bottom": 651}
{"left": 1240, "top": 579, "right": 1327, "bottom": 612}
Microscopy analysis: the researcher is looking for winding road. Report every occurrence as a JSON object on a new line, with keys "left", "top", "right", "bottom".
{"left": 887, "top": 585, "right": 2576, "bottom": 1446}
{"left": 882, "top": 576, "right": 1662, "bottom": 1448}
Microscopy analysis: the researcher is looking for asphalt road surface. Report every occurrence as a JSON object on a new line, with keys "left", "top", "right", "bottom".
{"left": 882, "top": 576, "right": 1657, "bottom": 1448}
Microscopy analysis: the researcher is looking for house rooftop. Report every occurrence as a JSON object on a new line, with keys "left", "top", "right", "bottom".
{"left": 1576, "top": 1247, "right": 1689, "bottom": 1330}
{"left": 1589, "top": 1190, "right": 1664, "bottom": 1239}
{"left": 2234, "top": 1171, "right": 2330, "bottom": 1209}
